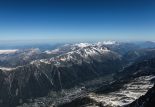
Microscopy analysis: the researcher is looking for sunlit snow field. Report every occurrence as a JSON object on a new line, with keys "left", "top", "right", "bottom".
{"left": 88, "top": 75, "right": 155, "bottom": 107}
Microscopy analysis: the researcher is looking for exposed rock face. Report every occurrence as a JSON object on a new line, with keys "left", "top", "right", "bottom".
{"left": 88, "top": 76, "right": 154, "bottom": 107}
{"left": 0, "top": 48, "right": 55, "bottom": 67}
{"left": 126, "top": 85, "right": 155, "bottom": 107}
{"left": 0, "top": 45, "right": 122, "bottom": 107}
{"left": 57, "top": 58, "right": 155, "bottom": 107}
{"left": 1, "top": 42, "right": 155, "bottom": 107}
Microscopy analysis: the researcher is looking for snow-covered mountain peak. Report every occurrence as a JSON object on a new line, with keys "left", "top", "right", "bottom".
{"left": 43, "top": 41, "right": 119, "bottom": 56}
{"left": 48, "top": 46, "right": 110, "bottom": 66}
{"left": 74, "top": 43, "right": 91, "bottom": 48}
{"left": 31, "top": 44, "right": 111, "bottom": 67}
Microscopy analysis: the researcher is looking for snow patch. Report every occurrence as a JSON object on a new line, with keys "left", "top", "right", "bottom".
{"left": 89, "top": 75, "right": 155, "bottom": 107}
{"left": 74, "top": 43, "right": 91, "bottom": 48}
{"left": 0, "top": 49, "right": 18, "bottom": 54}
{"left": 45, "top": 49, "right": 60, "bottom": 54}
{"left": 0, "top": 67, "right": 16, "bottom": 71}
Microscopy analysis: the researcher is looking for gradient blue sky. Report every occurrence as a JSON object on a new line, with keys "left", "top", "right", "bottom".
{"left": 0, "top": 0, "right": 155, "bottom": 43}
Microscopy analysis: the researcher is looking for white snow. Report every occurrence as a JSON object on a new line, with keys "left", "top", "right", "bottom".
{"left": 22, "top": 48, "right": 41, "bottom": 60}
{"left": 0, "top": 67, "right": 16, "bottom": 71}
{"left": 27, "top": 48, "right": 40, "bottom": 55}
{"left": 45, "top": 49, "right": 60, "bottom": 54}
{"left": 40, "top": 59, "right": 50, "bottom": 64}
{"left": 32, "top": 43, "right": 110, "bottom": 67}
{"left": 30, "top": 42, "right": 110, "bottom": 66}
{"left": 88, "top": 75, "right": 155, "bottom": 107}
{"left": 0, "top": 49, "right": 18, "bottom": 54}
{"left": 45, "top": 50, "right": 52, "bottom": 54}
{"left": 74, "top": 43, "right": 91, "bottom": 48}
{"left": 58, "top": 46, "right": 109, "bottom": 62}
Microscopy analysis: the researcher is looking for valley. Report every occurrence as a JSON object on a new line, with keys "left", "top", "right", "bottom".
{"left": 0, "top": 41, "right": 155, "bottom": 107}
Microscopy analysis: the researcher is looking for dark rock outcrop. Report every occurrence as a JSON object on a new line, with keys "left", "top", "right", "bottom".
{"left": 126, "top": 85, "right": 155, "bottom": 107}
{"left": 0, "top": 47, "right": 122, "bottom": 107}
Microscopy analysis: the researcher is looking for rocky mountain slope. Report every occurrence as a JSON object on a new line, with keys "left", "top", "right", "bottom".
{"left": 0, "top": 41, "right": 155, "bottom": 107}
{"left": 0, "top": 43, "right": 123, "bottom": 107}
{"left": 57, "top": 58, "right": 155, "bottom": 107}
{"left": 126, "top": 84, "right": 155, "bottom": 107}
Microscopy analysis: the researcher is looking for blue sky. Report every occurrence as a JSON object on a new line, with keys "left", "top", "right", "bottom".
{"left": 0, "top": 0, "right": 155, "bottom": 43}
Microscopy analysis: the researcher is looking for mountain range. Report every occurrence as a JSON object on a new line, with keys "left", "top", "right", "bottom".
{"left": 0, "top": 41, "right": 155, "bottom": 107}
